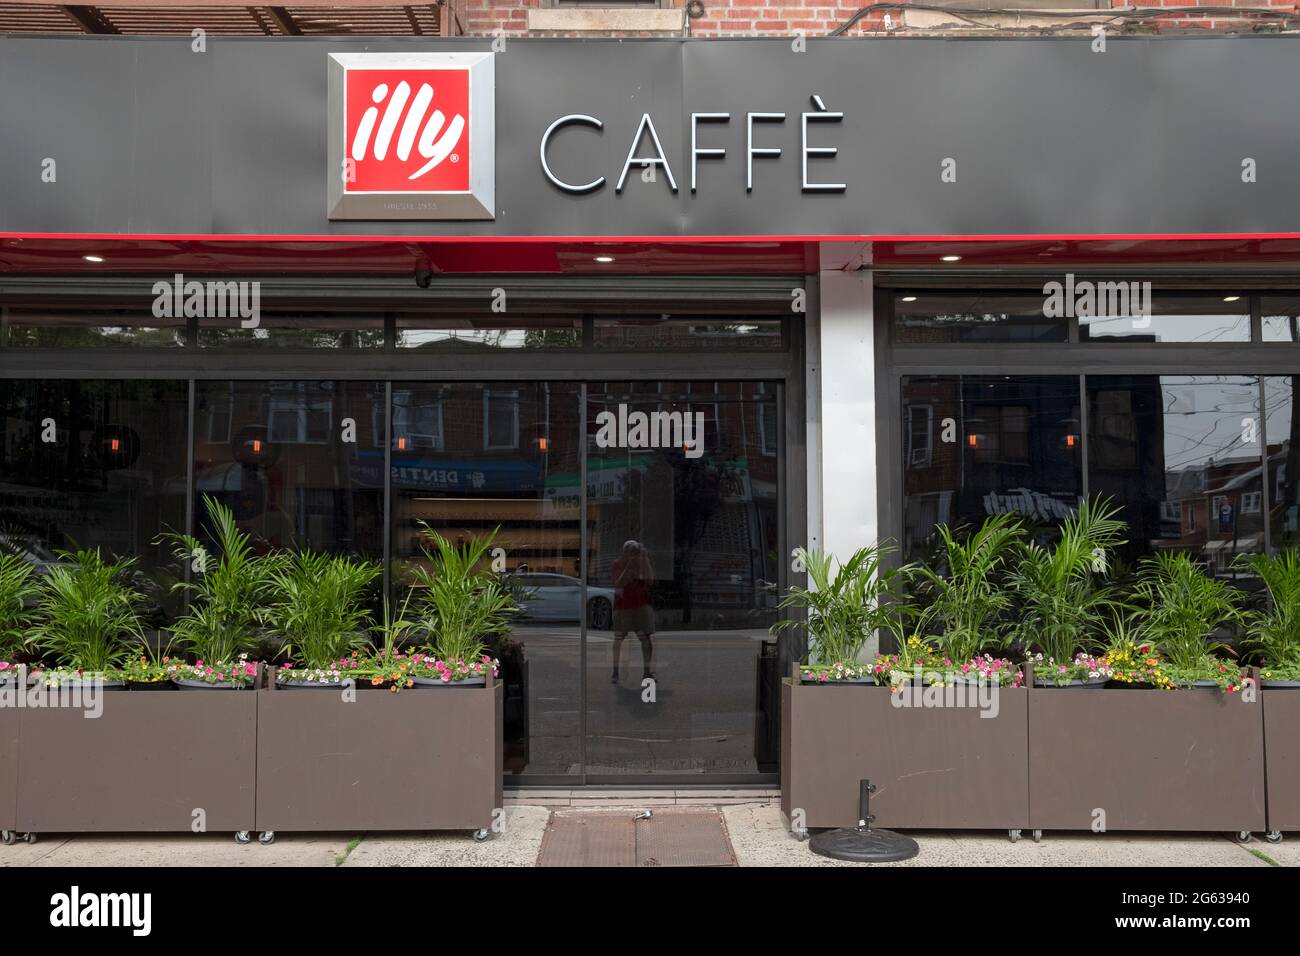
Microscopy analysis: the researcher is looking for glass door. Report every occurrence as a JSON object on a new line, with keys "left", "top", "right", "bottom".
{"left": 583, "top": 381, "right": 783, "bottom": 779}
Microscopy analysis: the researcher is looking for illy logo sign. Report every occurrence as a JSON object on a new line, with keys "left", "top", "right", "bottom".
{"left": 328, "top": 52, "right": 495, "bottom": 220}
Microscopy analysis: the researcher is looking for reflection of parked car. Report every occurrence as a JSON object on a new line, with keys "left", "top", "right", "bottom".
{"left": 504, "top": 572, "right": 615, "bottom": 630}
{"left": 0, "top": 531, "right": 169, "bottom": 625}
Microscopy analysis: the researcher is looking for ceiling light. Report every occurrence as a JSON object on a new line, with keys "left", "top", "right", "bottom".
{"left": 901, "top": 295, "right": 917, "bottom": 302}
{"left": 1223, "top": 295, "right": 1241, "bottom": 302}
{"left": 940, "top": 255, "right": 962, "bottom": 262}
{"left": 594, "top": 255, "right": 615, "bottom": 263}
{"left": 82, "top": 255, "right": 104, "bottom": 263}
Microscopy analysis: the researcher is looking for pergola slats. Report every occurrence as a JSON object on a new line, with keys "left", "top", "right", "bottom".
{"left": 0, "top": 1, "right": 444, "bottom": 35}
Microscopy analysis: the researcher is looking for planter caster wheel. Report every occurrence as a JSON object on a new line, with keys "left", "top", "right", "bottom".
{"left": 1266, "top": 831, "right": 1283, "bottom": 844}
{"left": 21, "top": 832, "right": 35, "bottom": 845}
{"left": 791, "top": 829, "right": 810, "bottom": 843}
{"left": 234, "top": 831, "right": 252, "bottom": 845}
{"left": 1008, "top": 829, "right": 1022, "bottom": 843}
{"left": 472, "top": 828, "right": 491, "bottom": 843}
{"left": 1, "top": 831, "right": 13, "bottom": 846}
{"left": 1233, "top": 830, "right": 1253, "bottom": 845}
{"left": 1032, "top": 829, "right": 1043, "bottom": 844}
{"left": 258, "top": 831, "right": 275, "bottom": 846}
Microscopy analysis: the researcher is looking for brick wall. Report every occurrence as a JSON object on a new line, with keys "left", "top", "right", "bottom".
{"left": 450, "top": 0, "right": 1300, "bottom": 39}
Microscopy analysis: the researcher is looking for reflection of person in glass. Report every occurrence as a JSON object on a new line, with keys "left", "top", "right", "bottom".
{"left": 611, "top": 539, "right": 655, "bottom": 684}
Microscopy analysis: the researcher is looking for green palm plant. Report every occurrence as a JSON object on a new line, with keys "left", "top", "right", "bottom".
{"left": 1239, "top": 549, "right": 1300, "bottom": 668}
{"left": 407, "top": 526, "right": 517, "bottom": 664}
{"left": 26, "top": 548, "right": 143, "bottom": 672}
{"left": 160, "top": 496, "right": 283, "bottom": 664}
{"left": 0, "top": 552, "right": 38, "bottom": 660}
{"left": 259, "top": 549, "right": 381, "bottom": 669}
{"left": 912, "top": 512, "right": 1024, "bottom": 662}
{"left": 1133, "top": 550, "right": 1244, "bottom": 674}
{"left": 772, "top": 543, "right": 913, "bottom": 667}
{"left": 1008, "top": 497, "right": 1130, "bottom": 663}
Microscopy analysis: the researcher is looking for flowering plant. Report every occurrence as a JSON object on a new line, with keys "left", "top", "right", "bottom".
{"left": 800, "top": 660, "right": 875, "bottom": 683}
{"left": 950, "top": 655, "right": 1024, "bottom": 688}
{"left": 870, "top": 635, "right": 946, "bottom": 688}
{"left": 0, "top": 660, "right": 18, "bottom": 683}
{"left": 28, "top": 666, "right": 113, "bottom": 688}
{"left": 1165, "top": 657, "right": 1251, "bottom": 693}
{"left": 167, "top": 655, "right": 259, "bottom": 687}
{"left": 1260, "top": 658, "right": 1300, "bottom": 683}
{"left": 359, "top": 652, "right": 416, "bottom": 692}
{"left": 1103, "top": 640, "right": 1175, "bottom": 689}
{"left": 119, "top": 655, "right": 172, "bottom": 683}
{"left": 407, "top": 653, "right": 498, "bottom": 684}
{"left": 278, "top": 652, "right": 376, "bottom": 687}
{"left": 1029, "top": 652, "right": 1112, "bottom": 687}
{"left": 869, "top": 640, "right": 1023, "bottom": 689}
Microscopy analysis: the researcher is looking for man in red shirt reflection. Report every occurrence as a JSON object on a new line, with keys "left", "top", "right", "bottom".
{"left": 611, "top": 539, "right": 655, "bottom": 684}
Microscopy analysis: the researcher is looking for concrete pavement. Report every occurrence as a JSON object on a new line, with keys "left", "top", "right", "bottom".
{"left": 0, "top": 803, "right": 1286, "bottom": 867}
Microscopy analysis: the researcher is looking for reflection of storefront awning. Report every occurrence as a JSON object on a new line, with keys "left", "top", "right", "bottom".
{"left": 1204, "top": 537, "right": 1262, "bottom": 553}
{"left": 352, "top": 451, "right": 542, "bottom": 493}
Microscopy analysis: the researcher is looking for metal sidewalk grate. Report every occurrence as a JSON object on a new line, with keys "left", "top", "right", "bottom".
{"left": 537, "top": 808, "right": 737, "bottom": 867}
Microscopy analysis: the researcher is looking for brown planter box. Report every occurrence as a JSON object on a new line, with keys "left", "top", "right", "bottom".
{"left": 781, "top": 668, "right": 1030, "bottom": 830}
{"left": 14, "top": 689, "right": 257, "bottom": 834}
{"left": 0, "top": 705, "right": 16, "bottom": 834}
{"left": 255, "top": 674, "right": 503, "bottom": 833}
{"left": 1029, "top": 685, "right": 1266, "bottom": 833}
{"left": 1264, "top": 687, "right": 1300, "bottom": 833}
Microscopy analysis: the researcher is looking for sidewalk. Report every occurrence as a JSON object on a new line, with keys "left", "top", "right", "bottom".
{"left": 0, "top": 804, "right": 1290, "bottom": 867}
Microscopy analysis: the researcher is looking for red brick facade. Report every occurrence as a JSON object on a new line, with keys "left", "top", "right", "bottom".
{"left": 451, "top": 0, "right": 1299, "bottom": 39}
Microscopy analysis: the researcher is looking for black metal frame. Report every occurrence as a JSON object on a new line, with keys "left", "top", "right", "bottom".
{"left": 873, "top": 277, "right": 1300, "bottom": 561}
{"left": 0, "top": 272, "right": 807, "bottom": 789}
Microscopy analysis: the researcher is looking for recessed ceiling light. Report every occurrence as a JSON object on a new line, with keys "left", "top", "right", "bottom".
{"left": 82, "top": 255, "right": 104, "bottom": 263}
{"left": 901, "top": 296, "right": 918, "bottom": 302}
{"left": 941, "top": 255, "right": 962, "bottom": 262}
{"left": 594, "top": 255, "right": 615, "bottom": 264}
{"left": 1223, "top": 295, "right": 1241, "bottom": 302}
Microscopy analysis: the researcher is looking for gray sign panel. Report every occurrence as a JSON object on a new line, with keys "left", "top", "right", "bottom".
{"left": 1, "top": 35, "right": 1298, "bottom": 238}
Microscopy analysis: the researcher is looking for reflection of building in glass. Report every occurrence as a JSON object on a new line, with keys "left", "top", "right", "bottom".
{"left": 902, "top": 376, "right": 1081, "bottom": 559}
{"left": 193, "top": 381, "right": 383, "bottom": 557}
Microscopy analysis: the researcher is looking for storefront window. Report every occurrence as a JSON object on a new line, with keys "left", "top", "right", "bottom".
{"left": 198, "top": 310, "right": 383, "bottom": 348}
{"left": 1, "top": 305, "right": 185, "bottom": 348}
{"left": 1264, "top": 375, "right": 1300, "bottom": 552}
{"left": 894, "top": 294, "right": 1067, "bottom": 344}
{"left": 395, "top": 312, "right": 580, "bottom": 349}
{"left": 1078, "top": 295, "right": 1249, "bottom": 343}
{"left": 901, "top": 375, "right": 1082, "bottom": 560}
{"left": 0, "top": 379, "right": 188, "bottom": 626}
{"left": 1087, "top": 375, "right": 1263, "bottom": 574}
{"left": 1262, "top": 296, "right": 1300, "bottom": 342}
{"left": 592, "top": 316, "right": 784, "bottom": 350}
{"left": 192, "top": 381, "right": 383, "bottom": 556}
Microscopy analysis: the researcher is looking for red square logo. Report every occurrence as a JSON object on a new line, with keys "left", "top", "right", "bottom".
{"left": 344, "top": 68, "right": 471, "bottom": 193}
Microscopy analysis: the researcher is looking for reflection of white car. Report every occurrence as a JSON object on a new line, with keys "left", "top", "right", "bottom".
{"left": 507, "top": 572, "right": 615, "bottom": 630}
